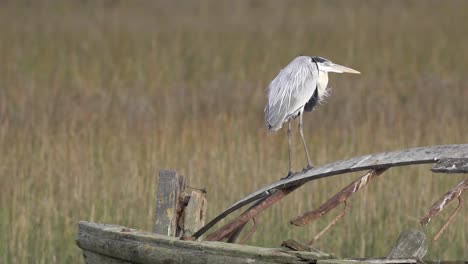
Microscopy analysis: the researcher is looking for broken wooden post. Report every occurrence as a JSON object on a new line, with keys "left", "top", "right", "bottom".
{"left": 154, "top": 170, "right": 186, "bottom": 236}
{"left": 154, "top": 170, "right": 207, "bottom": 238}
{"left": 182, "top": 189, "right": 208, "bottom": 238}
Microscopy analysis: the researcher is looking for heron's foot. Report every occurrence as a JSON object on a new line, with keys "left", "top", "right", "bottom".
{"left": 281, "top": 171, "right": 295, "bottom": 180}
{"left": 303, "top": 165, "right": 314, "bottom": 172}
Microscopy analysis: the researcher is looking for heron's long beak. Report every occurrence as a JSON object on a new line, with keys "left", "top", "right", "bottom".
{"left": 323, "top": 63, "right": 360, "bottom": 74}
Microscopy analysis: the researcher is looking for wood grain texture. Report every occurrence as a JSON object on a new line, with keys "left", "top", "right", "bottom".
{"left": 82, "top": 250, "right": 132, "bottom": 264}
{"left": 153, "top": 170, "right": 185, "bottom": 236}
{"left": 387, "top": 229, "right": 427, "bottom": 259}
{"left": 318, "top": 259, "right": 417, "bottom": 264}
{"left": 431, "top": 158, "right": 468, "bottom": 173}
{"left": 193, "top": 144, "right": 468, "bottom": 238}
{"left": 183, "top": 190, "right": 207, "bottom": 238}
{"left": 76, "top": 221, "right": 333, "bottom": 264}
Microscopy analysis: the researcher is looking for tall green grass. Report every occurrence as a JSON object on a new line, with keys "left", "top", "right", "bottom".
{"left": 1, "top": 1, "right": 467, "bottom": 262}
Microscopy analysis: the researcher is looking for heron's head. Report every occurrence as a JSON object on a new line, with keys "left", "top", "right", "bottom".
{"left": 311, "top": 56, "right": 360, "bottom": 74}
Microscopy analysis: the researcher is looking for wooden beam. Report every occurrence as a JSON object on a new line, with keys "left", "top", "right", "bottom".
{"left": 318, "top": 259, "right": 417, "bottom": 264}
{"left": 76, "top": 221, "right": 333, "bottom": 264}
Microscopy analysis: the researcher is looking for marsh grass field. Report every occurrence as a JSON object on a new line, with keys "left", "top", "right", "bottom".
{"left": 1, "top": 1, "right": 467, "bottom": 262}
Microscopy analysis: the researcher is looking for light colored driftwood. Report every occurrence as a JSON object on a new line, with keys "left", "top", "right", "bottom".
{"left": 154, "top": 170, "right": 186, "bottom": 236}
{"left": 76, "top": 221, "right": 333, "bottom": 264}
{"left": 182, "top": 190, "right": 207, "bottom": 238}
{"left": 193, "top": 144, "right": 468, "bottom": 239}
{"left": 387, "top": 229, "right": 427, "bottom": 259}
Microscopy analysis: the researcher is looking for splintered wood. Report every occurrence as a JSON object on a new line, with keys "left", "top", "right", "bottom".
{"left": 154, "top": 170, "right": 186, "bottom": 236}
{"left": 205, "top": 186, "right": 299, "bottom": 241}
{"left": 307, "top": 201, "right": 349, "bottom": 246}
{"left": 420, "top": 179, "right": 468, "bottom": 241}
{"left": 239, "top": 217, "right": 257, "bottom": 244}
{"left": 154, "top": 170, "right": 207, "bottom": 240}
{"left": 291, "top": 169, "right": 388, "bottom": 226}
{"left": 431, "top": 158, "right": 468, "bottom": 173}
{"left": 183, "top": 190, "right": 208, "bottom": 238}
{"left": 289, "top": 169, "right": 388, "bottom": 245}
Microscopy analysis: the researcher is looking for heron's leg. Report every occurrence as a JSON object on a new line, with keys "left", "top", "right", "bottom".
{"left": 287, "top": 121, "right": 293, "bottom": 177}
{"left": 299, "top": 114, "right": 313, "bottom": 170}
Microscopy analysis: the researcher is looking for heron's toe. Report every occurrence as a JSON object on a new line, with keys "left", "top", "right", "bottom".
{"left": 281, "top": 171, "right": 295, "bottom": 180}
{"left": 303, "top": 165, "right": 314, "bottom": 172}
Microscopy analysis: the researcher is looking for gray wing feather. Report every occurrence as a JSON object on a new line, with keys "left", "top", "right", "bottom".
{"left": 265, "top": 56, "right": 318, "bottom": 131}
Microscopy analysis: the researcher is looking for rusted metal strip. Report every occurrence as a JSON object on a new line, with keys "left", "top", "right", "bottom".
{"left": 291, "top": 169, "right": 388, "bottom": 226}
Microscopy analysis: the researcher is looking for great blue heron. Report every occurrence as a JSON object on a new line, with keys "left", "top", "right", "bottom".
{"left": 265, "top": 56, "right": 360, "bottom": 176}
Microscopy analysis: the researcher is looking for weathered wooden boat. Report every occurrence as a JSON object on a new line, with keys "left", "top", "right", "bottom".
{"left": 76, "top": 144, "right": 468, "bottom": 264}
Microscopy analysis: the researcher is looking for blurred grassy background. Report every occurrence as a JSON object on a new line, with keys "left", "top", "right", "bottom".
{"left": 1, "top": 1, "right": 467, "bottom": 262}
